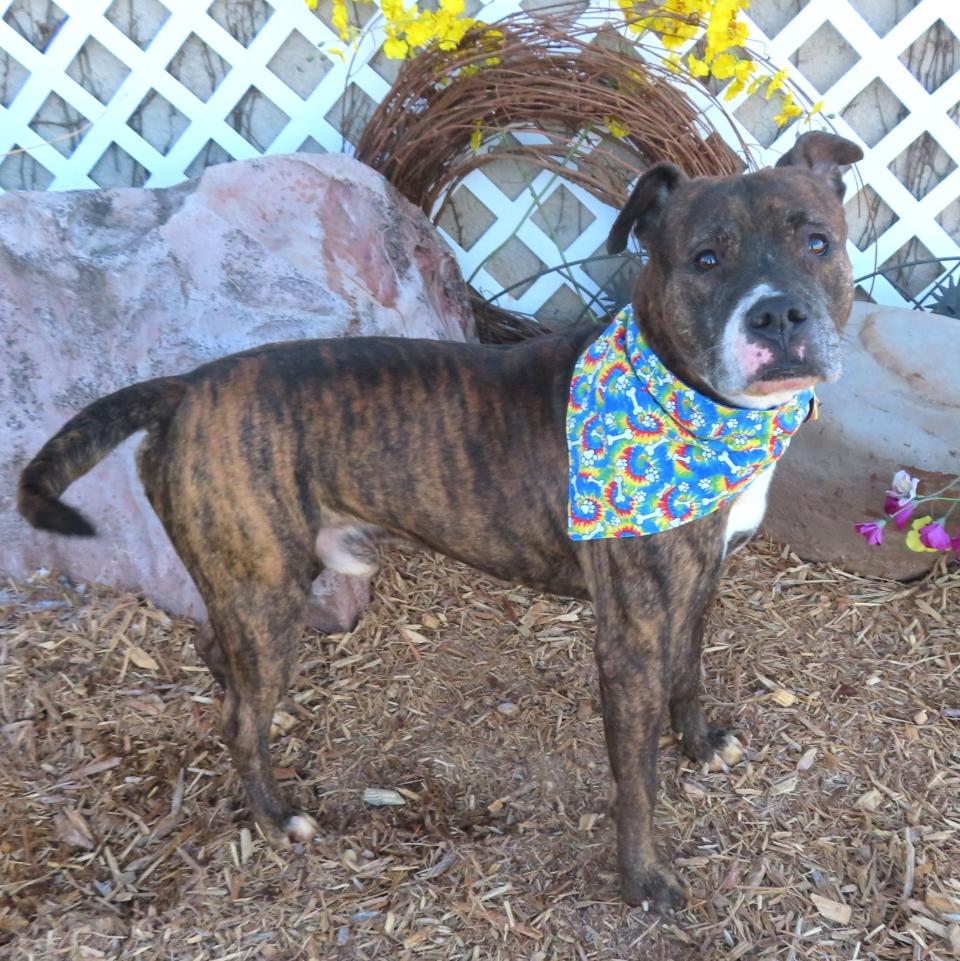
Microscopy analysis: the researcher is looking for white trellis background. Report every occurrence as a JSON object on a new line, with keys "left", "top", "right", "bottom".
{"left": 1, "top": 0, "right": 958, "bottom": 323}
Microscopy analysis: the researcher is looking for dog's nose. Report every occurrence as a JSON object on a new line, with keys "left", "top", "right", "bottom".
{"left": 745, "top": 295, "right": 807, "bottom": 345}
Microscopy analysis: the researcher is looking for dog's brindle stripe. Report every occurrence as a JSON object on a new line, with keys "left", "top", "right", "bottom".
{"left": 18, "top": 132, "right": 862, "bottom": 910}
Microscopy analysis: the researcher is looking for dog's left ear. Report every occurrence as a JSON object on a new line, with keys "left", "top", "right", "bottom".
{"left": 606, "top": 162, "right": 688, "bottom": 254}
{"left": 775, "top": 131, "right": 863, "bottom": 198}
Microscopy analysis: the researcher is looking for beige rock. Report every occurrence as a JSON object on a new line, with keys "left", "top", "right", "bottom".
{"left": 765, "top": 302, "right": 959, "bottom": 579}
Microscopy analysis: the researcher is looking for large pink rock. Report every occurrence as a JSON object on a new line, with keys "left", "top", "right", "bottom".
{"left": 1, "top": 153, "right": 474, "bottom": 630}
{"left": 765, "top": 302, "right": 959, "bottom": 579}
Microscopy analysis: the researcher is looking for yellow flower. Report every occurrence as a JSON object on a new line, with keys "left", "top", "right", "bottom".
{"left": 734, "top": 58, "right": 754, "bottom": 82}
{"left": 687, "top": 54, "right": 710, "bottom": 77}
{"left": 442, "top": 14, "right": 474, "bottom": 43}
{"left": 605, "top": 116, "right": 630, "bottom": 139}
{"left": 723, "top": 77, "right": 746, "bottom": 100}
{"left": 712, "top": 0, "right": 739, "bottom": 17}
{"left": 659, "top": 30, "right": 687, "bottom": 51}
{"left": 710, "top": 52, "right": 739, "bottom": 79}
{"left": 765, "top": 68, "right": 789, "bottom": 99}
{"left": 727, "top": 19, "right": 749, "bottom": 46}
{"left": 773, "top": 93, "right": 803, "bottom": 126}
{"left": 383, "top": 34, "right": 409, "bottom": 58}
{"left": 809, "top": 99, "right": 824, "bottom": 115}
{"left": 331, "top": 0, "right": 350, "bottom": 40}
{"left": 470, "top": 122, "right": 483, "bottom": 152}
{"left": 705, "top": 6, "right": 738, "bottom": 55}
{"left": 905, "top": 516, "right": 938, "bottom": 552}
{"left": 405, "top": 16, "right": 435, "bottom": 48}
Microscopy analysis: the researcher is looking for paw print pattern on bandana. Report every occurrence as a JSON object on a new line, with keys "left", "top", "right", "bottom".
{"left": 567, "top": 308, "right": 814, "bottom": 540}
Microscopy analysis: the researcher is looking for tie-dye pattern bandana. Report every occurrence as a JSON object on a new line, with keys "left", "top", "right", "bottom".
{"left": 567, "top": 307, "right": 815, "bottom": 540}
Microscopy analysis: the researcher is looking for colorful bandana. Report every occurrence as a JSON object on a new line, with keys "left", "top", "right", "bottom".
{"left": 567, "top": 307, "right": 815, "bottom": 540}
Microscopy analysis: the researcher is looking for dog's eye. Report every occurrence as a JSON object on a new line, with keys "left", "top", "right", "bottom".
{"left": 693, "top": 250, "right": 719, "bottom": 271}
{"left": 808, "top": 234, "right": 829, "bottom": 256}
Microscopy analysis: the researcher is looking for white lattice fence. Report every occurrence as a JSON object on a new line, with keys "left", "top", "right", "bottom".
{"left": 1, "top": 0, "right": 959, "bottom": 320}
{"left": 736, "top": 0, "right": 960, "bottom": 312}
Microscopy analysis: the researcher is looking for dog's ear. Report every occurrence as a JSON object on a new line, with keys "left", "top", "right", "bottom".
{"left": 775, "top": 131, "right": 863, "bottom": 198}
{"left": 606, "top": 162, "right": 687, "bottom": 254}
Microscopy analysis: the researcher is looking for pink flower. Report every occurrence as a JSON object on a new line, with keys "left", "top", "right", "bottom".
{"left": 887, "top": 470, "right": 919, "bottom": 501}
{"left": 919, "top": 520, "right": 952, "bottom": 551}
{"left": 884, "top": 471, "right": 921, "bottom": 530}
{"left": 855, "top": 521, "right": 885, "bottom": 546}
{"left": 883, "top": 495, "right": 915, "bottom": 530}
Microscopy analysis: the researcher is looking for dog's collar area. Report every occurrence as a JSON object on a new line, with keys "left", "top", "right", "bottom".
{"left": 566, "top": 308, "right": 814, "bottom": 540}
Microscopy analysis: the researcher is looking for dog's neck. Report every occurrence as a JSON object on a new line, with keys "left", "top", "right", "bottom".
{"left": 629, "top": 290, "right": 723, "bottom": 405}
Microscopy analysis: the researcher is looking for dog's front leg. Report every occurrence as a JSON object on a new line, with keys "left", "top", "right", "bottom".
{"left": 585, "top": 545, "right": 686, "bottom": 911}
{"left": 597, "top": 636, "right": 685, "bottom": 910}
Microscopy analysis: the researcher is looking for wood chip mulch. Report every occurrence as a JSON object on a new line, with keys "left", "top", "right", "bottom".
{"left": 2, "top": 537, "right": 958, "bottom": 960}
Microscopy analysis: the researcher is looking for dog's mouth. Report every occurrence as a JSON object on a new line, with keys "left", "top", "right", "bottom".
{"left": 742, "top": 374, "right": 820, "bottom": 397}
{"left": 740, "top": 356, "right": 824, "bottom": 397}
{"left": 723, "top": 319, "right": 839, "bottom": 403}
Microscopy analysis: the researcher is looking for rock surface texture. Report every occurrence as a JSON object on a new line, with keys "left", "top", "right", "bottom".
{"left": 1, "top": 153, "right": 474, "bottom": 630}
{"left": 765, "top": 302, "right": 959, "bottom": 579}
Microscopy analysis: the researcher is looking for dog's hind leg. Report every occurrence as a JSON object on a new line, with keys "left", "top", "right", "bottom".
{"left": 206, "top": 582, "right": 317, "bottom": 846}
{"left": 136, "top": 405, "right": 320, "bottom": 844}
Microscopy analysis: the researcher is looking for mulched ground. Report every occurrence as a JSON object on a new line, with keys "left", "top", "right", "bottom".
{"left": 2, "top": 537, "right": 958, "bottom": 961}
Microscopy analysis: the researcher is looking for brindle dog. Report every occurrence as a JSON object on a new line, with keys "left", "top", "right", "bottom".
{"left": 18, "top": 132, "right": 862, "bottom": 910}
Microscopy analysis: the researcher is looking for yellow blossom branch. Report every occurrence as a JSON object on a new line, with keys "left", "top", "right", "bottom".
{"left": 306, "top": 0, "right": 821, "bottom": 126}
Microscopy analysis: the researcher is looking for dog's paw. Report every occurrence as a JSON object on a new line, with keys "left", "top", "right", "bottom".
{"left": 681, "top": 726, "right": 743, "bottom": 770}
{"left": 621, "top": 867, "right": 688, "bottom": 913}
{"left": 706, "top": 734, "right": 744, "bottom": 772}
{"left": 285, "top": 813, "right": 319, "bottom": 844}
{"left": 257, "top": 812, "right": 319, "bottom": 848}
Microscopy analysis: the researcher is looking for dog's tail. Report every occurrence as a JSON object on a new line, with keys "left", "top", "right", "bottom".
{"left": 18, "top": 377, "right": 187, "bottom": 537}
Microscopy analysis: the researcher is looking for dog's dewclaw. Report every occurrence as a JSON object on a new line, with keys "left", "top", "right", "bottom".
{"left": 285, "top": 813, "right": 319, "bottom": 844}
{"left": 362, "top": 788, "right": 407, "bottom": 807}
{"left": 707, "top": 736, "right": 745, "bottom": 772}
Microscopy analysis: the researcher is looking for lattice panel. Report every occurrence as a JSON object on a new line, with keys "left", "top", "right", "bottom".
{"left": 1, "top": 0, "right": 959, "bottom": 319}
{"left": 730, "top": 0, "right": 960, "bottom": 311}
{"left": 0, "top": 0, "right": 396, "bottom": 191}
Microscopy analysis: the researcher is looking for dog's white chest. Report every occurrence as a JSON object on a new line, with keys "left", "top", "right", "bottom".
{"left": 724, "top": 466, "right": 775, "bottom": 554}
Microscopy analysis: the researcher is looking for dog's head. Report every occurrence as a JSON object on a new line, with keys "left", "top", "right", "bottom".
{"left": 607, "top": 131, "right": 863, "bottom": 408}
